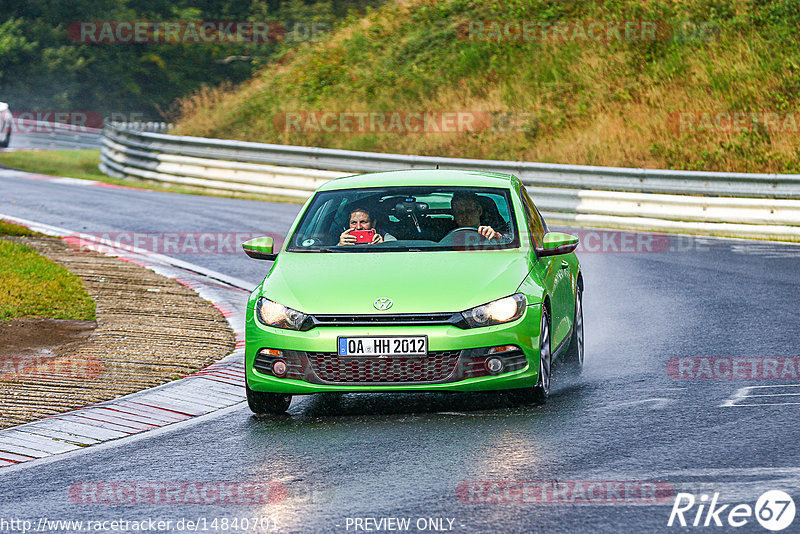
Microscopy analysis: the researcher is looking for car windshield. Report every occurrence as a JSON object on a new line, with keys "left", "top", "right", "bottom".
{"left": 286, "top": 186, "right": 520, "bottom": 252}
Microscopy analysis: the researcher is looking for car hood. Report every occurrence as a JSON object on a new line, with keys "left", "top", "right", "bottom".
{"left": 259, "top": 251, "right": 531, "bottom": 314}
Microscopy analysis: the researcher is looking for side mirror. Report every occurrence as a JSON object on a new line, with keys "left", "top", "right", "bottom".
{"left": 536, "top": 232, "right": 579, "bottom": 257}
{"left": 242, "top": 237, "right": 277, "bottom": 261}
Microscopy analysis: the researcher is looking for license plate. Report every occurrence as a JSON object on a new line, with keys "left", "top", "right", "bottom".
{"left": 337, "top": 336, "right": 428, "bottom": 357}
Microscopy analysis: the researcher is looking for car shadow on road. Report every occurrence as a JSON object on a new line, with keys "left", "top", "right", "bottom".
{"left": 249, "top": 369, "right": 594, "bottom": 423}
{"left": 299, "top": 390, "right": 541, "bottom": 418}
{"left": 250, "top": 389, "right": 561, "bottom": 423}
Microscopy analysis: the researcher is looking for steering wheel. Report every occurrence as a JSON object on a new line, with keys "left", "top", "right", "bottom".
{"left": 439, "top": 226, "right": 488, "bottom": 243}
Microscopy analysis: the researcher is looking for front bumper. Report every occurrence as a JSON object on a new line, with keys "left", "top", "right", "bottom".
{"left": 245, "top": 304, "right": 543, "bottom": 394}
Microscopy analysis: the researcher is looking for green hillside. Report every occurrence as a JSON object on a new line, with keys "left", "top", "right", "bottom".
{"left": 175, "top": 0, "right": 800, "bottom": 173}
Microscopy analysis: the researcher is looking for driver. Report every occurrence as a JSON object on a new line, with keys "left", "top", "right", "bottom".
{"left": 338, "top": 207, "right": 396, "bottom": 245}
{"left": 449, "top": 192, "right": 502, "bottom": 240}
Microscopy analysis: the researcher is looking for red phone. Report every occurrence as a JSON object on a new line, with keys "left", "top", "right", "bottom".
{"left": 350, "top": 229, "right": 375, "bottom": 244}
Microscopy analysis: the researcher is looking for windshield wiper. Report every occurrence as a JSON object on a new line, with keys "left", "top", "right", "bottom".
{"left": 296, "top": 247, "right": 350, "bottom": 252}
{"left": 289, "top": 246, "right": 427, "bottom": 253}
{"left": 286, "top": 247, "right": 342, "bottom": 253}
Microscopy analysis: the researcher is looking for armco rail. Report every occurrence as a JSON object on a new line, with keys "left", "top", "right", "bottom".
{"left": 12, "top": 118, "right": 103, "bottom": 150}
{"left": 100, "top": 122, "right": 800, "bottom": 241}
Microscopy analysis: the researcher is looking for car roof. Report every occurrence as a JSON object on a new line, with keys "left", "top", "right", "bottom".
{"left": 317, "top": 169, "right": 518, "bottom": 191}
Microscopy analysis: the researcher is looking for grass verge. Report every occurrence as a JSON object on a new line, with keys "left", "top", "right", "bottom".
{"left": 0, "top": 222, "right": 96, "bottom": 321}
{"left": 0, "top": 220, "right": 44, "bottom": 237}
{"left": 0, "top": 150, "right": 108, "bottom": 182}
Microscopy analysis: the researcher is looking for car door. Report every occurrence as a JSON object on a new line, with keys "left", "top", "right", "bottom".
{"left": 519, "top": 186, "right": 573, "bottom": 348}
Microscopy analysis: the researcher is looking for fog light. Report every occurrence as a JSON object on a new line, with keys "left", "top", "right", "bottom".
{"left": 485, "top": 357, "right": 504, "bottom": 375}
{"left": 272, "top": 359, "right": 288, "bottom": 378}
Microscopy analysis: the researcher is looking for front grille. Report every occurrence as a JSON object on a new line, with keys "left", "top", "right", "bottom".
{"left": 307, "top": 351, "right": 461, "bottom": 384}
{"left": 308, "top": 313, "right": 465, "bottom": 328}
{"left": 252, "top": 347, "right": 528, "bottom": 385}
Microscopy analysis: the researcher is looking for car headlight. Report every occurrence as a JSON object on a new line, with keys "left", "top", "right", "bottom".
{"left": 461, "top": 294, "right": 527, "bottom": 328}
{"left": 255, "top": 297, "right": 309, "bottom": 330}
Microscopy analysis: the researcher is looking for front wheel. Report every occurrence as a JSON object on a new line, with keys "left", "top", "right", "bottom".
{"left": 0, "top": 128, "right": 10, "bottom": 148}
{"left": 246, "top": 381, "right": 292, "bottom": 415}
{"left": 563, "top": 286, "right": 584, "bottom": 375}
{"left": 531, "top": 306, "right": 552, "bottom": 403}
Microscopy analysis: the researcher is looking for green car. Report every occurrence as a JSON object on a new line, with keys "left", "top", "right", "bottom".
{"left": 242, "top": 170, "right": 583, "bottom": 414}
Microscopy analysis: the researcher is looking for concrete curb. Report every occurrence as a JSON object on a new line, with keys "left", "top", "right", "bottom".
{"left": 0, "top": 212, "right": 254, "bottom": 468}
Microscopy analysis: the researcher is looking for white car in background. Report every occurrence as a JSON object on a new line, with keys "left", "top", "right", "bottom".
{"left": 0, "top": 102, "right": 12, "bottom": 148}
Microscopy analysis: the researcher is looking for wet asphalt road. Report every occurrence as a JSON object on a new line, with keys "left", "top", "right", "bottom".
{"left": 2, "top": 169, "right": 800, "bottom": 533}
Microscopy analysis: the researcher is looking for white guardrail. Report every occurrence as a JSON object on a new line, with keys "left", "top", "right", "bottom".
{"left": 12, "top": 119, "right": 104, "bottom": 150}
{"left": 6, "top": 119, "right": 169, "bottom": 150}
{"left": 99, "top": 122, "right": 800, "bottom": 241}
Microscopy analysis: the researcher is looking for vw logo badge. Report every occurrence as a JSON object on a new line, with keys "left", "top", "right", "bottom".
{"left": 373, "top": 297, "right": 393, "bottom": 311}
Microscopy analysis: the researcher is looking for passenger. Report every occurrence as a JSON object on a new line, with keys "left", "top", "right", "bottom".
{"left": 448, "top": 192, "right": 503, "bottom": 240}
{"left": 338, "top": 207, "right": 397, "bottom": 245}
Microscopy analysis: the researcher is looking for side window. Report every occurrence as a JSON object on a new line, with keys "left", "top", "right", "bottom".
{"left": 295, "top": 198, "right": 328, "bottom": 245}
{"left": 519, "top": 187, "right": 545, "bottom": 247}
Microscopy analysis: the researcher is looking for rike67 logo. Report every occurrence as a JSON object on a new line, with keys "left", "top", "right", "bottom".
{"left": 668, "top": 490, "right": 796, "bottom": 531}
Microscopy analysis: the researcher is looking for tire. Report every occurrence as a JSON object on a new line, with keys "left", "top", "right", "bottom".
{"left": 246, "top": 381, "right": 292, "bottom": 415}
{"left": 531, "top": 305, "right": 552, "bottom": 403}
{"left": 564, "top": 286, "right": 584, "bottom": 375}
{"left": 0, "top": 128, "right": 10, "bottom": 148}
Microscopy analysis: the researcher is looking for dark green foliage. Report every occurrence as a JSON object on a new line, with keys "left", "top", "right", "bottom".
{"left": 0, "top": 0, "right": 385, "bottom": 118}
